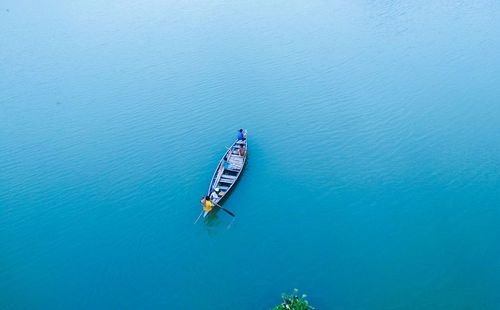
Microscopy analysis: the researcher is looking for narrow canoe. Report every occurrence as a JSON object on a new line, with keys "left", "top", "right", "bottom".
{"left": 203, "top": 137, "right": 248, "bottom": 217}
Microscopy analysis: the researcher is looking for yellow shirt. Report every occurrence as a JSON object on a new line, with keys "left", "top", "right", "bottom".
{"left": 203, "top": 200, "right": 214, "bottom": 211}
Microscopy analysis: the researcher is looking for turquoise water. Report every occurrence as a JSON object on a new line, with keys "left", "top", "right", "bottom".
{"left": 2, "top": 0, "right": 500, "bottom": 308}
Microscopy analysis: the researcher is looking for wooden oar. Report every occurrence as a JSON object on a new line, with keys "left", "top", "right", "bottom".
{"left": 194, "top": 209, "right": 204, "bottom": 224}
{"left": 215, "top": 202, "right": 235, "bottom": 217}
{"left": 194, "top": 197, "right": 207, "bottom": 224}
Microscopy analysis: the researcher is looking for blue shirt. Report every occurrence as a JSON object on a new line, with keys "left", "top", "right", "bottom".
{"left": 238, "top": 132, "right": 244, "bottom": 139}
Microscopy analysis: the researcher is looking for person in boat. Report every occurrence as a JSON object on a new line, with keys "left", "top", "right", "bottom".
{"left": 222, "top": 156, "right": 238, "bottom": 170}
{"left": 222, "top": 155, "right": 230, "bottom": 169}
{"left": 201, "top": 195, "right": 214, "bottom": 212}
{"left": 237, "top": 129, "right": 247, "bottom": 141}
{"left": 210, "top": 187, "right": 225, "bottom": 200}
{"left": 238, "top": 144, "right": 247, "bottom": 157}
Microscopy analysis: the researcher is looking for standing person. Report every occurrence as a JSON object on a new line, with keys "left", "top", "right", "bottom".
{"left": 201, "top": 195, "right": 214, "bottom": 212}
{"left": 237, "top": 129, "right": 247, "bottom": 141}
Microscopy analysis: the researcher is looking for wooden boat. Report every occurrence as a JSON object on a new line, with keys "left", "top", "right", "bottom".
{"left": 203, "top": 137, "right": 247, "bottom": 217}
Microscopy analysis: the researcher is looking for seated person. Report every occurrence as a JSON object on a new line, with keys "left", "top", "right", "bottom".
{"left": 223, "top": 159, "right": 238, "bottom": 170}
{"left": 210, "top": 187, "right": 225, "bottom": 200}
{"left": 238, "top": 144, "right": 247, "bottom": 157}
{"left": 237, "top": 129, "right": 247, "bottom": 141}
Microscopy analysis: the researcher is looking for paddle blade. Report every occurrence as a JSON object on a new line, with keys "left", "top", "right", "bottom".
{"left": 215, "top": 203, "right": 235, "bottom": 217}
{"left": 221, "top": 207, "right": 235, "bottom": 217}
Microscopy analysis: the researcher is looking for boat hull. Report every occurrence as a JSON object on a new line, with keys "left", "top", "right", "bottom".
{"left": 203, "top": 138, "right": 247, "bottom": 217}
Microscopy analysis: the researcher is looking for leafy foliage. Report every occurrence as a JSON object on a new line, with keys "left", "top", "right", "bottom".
{"left": 271, "top": 289, "right": 314, "bottom": 310}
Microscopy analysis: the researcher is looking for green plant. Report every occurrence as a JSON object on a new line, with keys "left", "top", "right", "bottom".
{"left": 271, "top": 289, "right": 314, "bottom": 310}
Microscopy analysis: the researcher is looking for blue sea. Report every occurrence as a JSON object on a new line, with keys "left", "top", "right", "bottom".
{"left": 1, "top": 0, "right": 500, "bottom": 309}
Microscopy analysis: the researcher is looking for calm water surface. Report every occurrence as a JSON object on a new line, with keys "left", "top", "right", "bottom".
{"left": 1, "top": 0, "right": 500, "bottom": 309}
